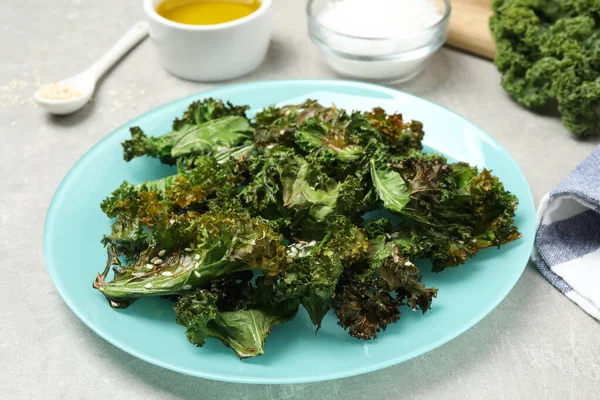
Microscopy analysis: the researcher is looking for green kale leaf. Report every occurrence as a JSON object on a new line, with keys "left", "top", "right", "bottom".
{"left": 490, "top": 0, "right": 600, "bottom": 136}
{"left": 174, "top": 283, "right": 298, "bottom": 358}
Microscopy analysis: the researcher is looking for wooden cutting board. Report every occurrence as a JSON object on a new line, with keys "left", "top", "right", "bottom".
{"left": 446, "top": 0, "right": 496, "bottom": 60}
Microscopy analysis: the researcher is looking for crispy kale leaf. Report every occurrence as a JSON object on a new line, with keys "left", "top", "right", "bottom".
{"left": 490, "top": 0, "right": 600, "bottom": 136}
{"left": 252, "top": 100, "right": 326, "bottom": 146}
{"left": 174, "top": 275, "right": 298, "bottom": 358}
{"left": 365, "top": 107, "right": 424, "bottom": 155}
{"left": 94, "top": 211, "right": 287, "bottom": 307}
{"left": 100, "top": 156, "right": 241, "bottom": 258}
{"left": 333, "top": 236, "right": 437, "bottom": 340}
{"left": 172, "top": 98, "right": 249, "bottom": 130}
{"left": 275, "top": 216, "right": 368, "bottom": 328}
{"left": 242, "top": 146, "right": 376, "bottom": 230}
{"left": 370, "top": 153, "right": 521, "bottom": 271}
{"left": 122, "top": 98, "right": 252, "bottom": 164}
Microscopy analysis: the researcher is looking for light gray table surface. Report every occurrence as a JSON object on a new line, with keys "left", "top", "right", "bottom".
{"left": 1, "top": 1, "right": 599, "bottom": 399}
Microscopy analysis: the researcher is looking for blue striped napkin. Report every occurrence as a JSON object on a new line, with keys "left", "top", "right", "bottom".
{"left": 532, "top": 147, "right": 600, "bottom": 320}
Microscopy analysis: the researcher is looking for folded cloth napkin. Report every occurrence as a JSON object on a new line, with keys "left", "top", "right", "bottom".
{"left": 532, "top": 147, "right": 600, "bottom": 320}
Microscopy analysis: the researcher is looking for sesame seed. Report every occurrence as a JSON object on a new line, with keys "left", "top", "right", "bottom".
{"left": 158, "top": 250, "right": 166, "bottom": 257}
{"left": 309, "top": 240, "right": 317, "bottom": 246}
{"left": 110, "top": 301, "right": 119, "bottom": 307}
{"left": 144, "top": 283, "right": 152, "bottom": 289}
{"left": 145, "top": 264, "right": 154, "bottom": 269}
{"left": 161, "top": 271, "right": 173, "bottom": 277}
{"left": 404, "top": 261, "right": 412, "bottom": 266}
{"left": 151, "top": 257, "right": 159, "bottom": 263}
{"left": 194, "top": 254, "right": 200, "bottom": 260}
{"left": 195, "top": 262, "right": 200, "bottom": 269}
{"left": 185, "top": 247, "right": 193, "bottom": 252}
{"left": 194, "top": 271, "right": 201, "bottom": 278}
{"left": 153, "top": 258, "right": 163, "bottom": 265}
{"left": 183, "top": 285, "right": 192, "bottom": 290}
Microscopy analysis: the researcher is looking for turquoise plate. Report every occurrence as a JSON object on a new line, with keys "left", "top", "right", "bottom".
{"left": 44, "top": 80, "right": 535, "bottom": 384}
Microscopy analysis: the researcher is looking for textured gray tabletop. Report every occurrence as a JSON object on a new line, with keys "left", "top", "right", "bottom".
{"left": 1, "top": 1, "right": 599, "bottom": 399}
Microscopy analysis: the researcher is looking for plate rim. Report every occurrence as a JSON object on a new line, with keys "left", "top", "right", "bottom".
{"left": 43, "top": 79, "right": 536, "bottom": 384}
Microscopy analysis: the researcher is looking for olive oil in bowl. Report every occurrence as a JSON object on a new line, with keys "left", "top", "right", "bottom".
{"left": 156, "top": 0, "right": 261, "bottom": 25}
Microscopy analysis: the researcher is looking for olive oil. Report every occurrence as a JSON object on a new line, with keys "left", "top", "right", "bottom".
{"left": 156, "top": 0, "right": 261, "bottom": 25}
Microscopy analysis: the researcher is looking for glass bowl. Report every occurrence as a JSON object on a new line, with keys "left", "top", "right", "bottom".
{"left": 307, "top": 0, "right": 451, "bottom": 83}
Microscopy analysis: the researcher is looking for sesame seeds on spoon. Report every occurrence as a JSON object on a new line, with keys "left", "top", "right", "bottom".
{"left": 34, "top": 21, "right": 148, "bottom": 115}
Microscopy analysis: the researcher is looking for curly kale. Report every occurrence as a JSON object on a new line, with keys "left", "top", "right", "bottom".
{"left": 333, "top": 237, "right": 437, "bottom": 339}
{"left": 94, "top": 210, "right": 287, "bottom": 308}
{"left": 252, "top": 99, "right": 327, "bottom": 146}
{"left": 174, "top": 275, "right": 299, "bottom": 358}
{"left": 273, "top": 216, "right": 368, "bottom": 328}
{"left": 122, "top": 98, "right": 253, "bottom": 165}
{"left": 96, "top": 99, "right": 521, "bottom": 355}
{"left": 490, "top": 0, "right": 600, "bottom": 136}
{"left": 370, "top": 153, "right": 520, "bottom": 271}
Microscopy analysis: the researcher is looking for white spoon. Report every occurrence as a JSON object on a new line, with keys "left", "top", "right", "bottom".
{"left": 34, "top": 21, "right": 149, "bottom": 115}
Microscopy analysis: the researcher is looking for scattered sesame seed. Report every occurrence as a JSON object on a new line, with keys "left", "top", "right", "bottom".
{"left": 404, "top": 261, "right": 412, "bottom": 266}
{"left": 195, "top": 262, "right": 200, "bottom": 269}
{"left": 194, "top": 254, "right": 200, "bottom": 260}
{"left": 161, "top": 271, "right": 173, "bottom": 277}
{"left": 194, "top": 271, "right": 201, "bottom": 278}
{"left": 184, "top": 247, "right": 193, "bottom": 252}
{"left": 151, "top": 257, "right": 159, "bottom": 263}
{"left": 110, "top": 301, "right": 119, "bottom": 307}
{"left": 309, "top": 240, "right": 317, "bottom": 246}
{"left": 158, "top": 249, "right": 166, "bottom": 257}
{"left": 153, "top": 258, "right": 163, "bottom": 265}
{"left": 144, "top": 283, "right": 152, "bottom": 289}
{"left": 183, "top": 285, "right": 192, "bottom": 290}
{"left": 145, "top": 263, "right": 154, "bottom": 269}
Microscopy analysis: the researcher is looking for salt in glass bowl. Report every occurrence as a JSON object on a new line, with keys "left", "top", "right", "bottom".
{"left": 307, "top": 0, "right": 451, "bottom": 83}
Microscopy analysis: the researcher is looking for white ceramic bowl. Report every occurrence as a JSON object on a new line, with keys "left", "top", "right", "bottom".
{"left": 143, "top": 0, "right": 273, "bottom": 81}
